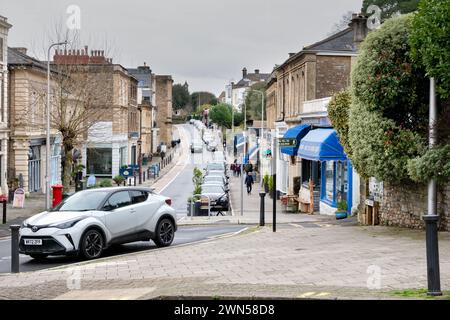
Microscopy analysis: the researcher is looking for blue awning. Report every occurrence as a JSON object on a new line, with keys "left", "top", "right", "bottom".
{"left": 280, "top": 124, "right": 312, "bottom": 155}
{"left": 234, "top": 133, "right": 245, "bottom": 147}
{"left": 297, "top": 129, "right": 347, "bottom": 161}
{"left": 244, "top": 146, "right": 259, "bottom": 163}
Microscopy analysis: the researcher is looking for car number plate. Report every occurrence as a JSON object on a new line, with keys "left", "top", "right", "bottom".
{"left": 24, "top": 239, "right": 42, "bottom": 246}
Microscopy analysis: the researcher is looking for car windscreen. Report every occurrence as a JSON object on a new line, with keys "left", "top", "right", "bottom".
{"left": 207, "top": 163, "right": 224, "bottom": 170}
{"left": 53, "top": 191, "right": 110, "bottom": 212}
{"left": 202, "top": 186, "right": 224, "bottom": 194}
{"left": 204, "top": 176, "right": 222, "bottom": 182}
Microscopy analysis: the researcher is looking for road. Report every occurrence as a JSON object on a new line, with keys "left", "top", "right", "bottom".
{"left": 164, "top": 123, "right": 226, "bottom": 218}
{"left": 0, "top": 123, "right": 239, "bottom": 273}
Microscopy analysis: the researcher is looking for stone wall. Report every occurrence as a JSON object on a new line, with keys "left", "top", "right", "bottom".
{"left": 379, "top": 182, "right": 450, "bottom": 231}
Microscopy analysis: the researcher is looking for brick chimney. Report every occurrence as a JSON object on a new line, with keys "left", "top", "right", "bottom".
{"left": 53, "top": 45, "right": 112, "bottom": 65}
{"left": 254, "top": 69, "right": 260, "bottom": 74}
{"left": 349, "top": 13, "right": 368, "bottom": 49}
{"left": 242, "top": 67, "right": 247, "bottom": 78}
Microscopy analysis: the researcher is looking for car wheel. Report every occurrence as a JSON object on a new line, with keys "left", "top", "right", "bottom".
{"left": 154, "top": 218, "right": 175, "bottom": 247}
{"left": 80, "top": 229, "right": 104, "bottom": 260}
{"left": 30, "top": 254, "right": 48, "bottom": 260}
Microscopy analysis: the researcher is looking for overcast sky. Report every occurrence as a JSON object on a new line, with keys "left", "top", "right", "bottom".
{"left": 1, "top": 0, "right": 362, "bottom": 95}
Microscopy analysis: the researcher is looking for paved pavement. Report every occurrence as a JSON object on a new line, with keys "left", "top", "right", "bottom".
{"left": 0, "top": 221, "right": 448, "bottom": 300}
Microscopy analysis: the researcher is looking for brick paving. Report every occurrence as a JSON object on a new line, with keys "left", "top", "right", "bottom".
{"left": 0, "top": 221, "right": 448, "bottom": 300}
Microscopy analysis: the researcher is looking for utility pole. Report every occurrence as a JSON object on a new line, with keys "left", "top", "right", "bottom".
{"left": 424, "top": 77, "right": 442, "bottom": 296}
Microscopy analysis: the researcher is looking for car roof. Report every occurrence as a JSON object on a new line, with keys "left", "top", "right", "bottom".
{"left": 79, "top": 187, "right": 155, "bottom": 194}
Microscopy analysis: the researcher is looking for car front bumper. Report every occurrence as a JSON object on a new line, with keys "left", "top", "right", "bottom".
{"left": 19, "top": 227, "right": 77, "bottom": 256}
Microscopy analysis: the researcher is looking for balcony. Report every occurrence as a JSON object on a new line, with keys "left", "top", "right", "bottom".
{"left": 302, "top": 97, "right": 331, "bottom": 117}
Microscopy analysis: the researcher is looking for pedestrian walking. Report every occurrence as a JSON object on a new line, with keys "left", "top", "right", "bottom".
{"left": 236, "top": 164, "right": 242, "bottom": 177}
{"left": 245, "top": 172, "right": 254, "bottom": 195}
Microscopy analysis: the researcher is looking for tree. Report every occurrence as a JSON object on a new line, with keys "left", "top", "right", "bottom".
{"left": 329, "top": 11, "right": 354, "bottom": 34}
{"left": 191, "top": 92, "right": 217, "bottom": 108}
{"left": 50, "top": 59, "right": 118, "bottom": 190}
{"left": 362, "top": 0, "right": 420, "bottom": 22}
{"left": 349, "top": 14, "right": 428, "bottom": 183}
{"left": 410, "top": 0, "right": 450, "bottom": 99}
{"left": 209, "top": 103, "right": 233, "bottom": 129}
{"left": 172, "top": 83, "right": 190, "bottom": 110}
{"left": 244, "top": 83, "right": 266, "bottom": 121}
{"left": 407, "top": 0, "right": 450, "bottom": 183}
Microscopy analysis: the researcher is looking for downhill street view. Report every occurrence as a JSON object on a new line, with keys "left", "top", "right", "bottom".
{"left": 0, "top": 0, "right": 449, "bottom": 309}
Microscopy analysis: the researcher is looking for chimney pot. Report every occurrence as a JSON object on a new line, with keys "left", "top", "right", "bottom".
{"left": 255, "top": 69, "right": 260, "bottom": 74}
{"left": 350, "top": 12, "right": 368, "bottom": 48}
{"left": 242, "top": 67, "right": 248, "bottom": 78}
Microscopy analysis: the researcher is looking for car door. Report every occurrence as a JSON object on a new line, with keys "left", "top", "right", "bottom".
{"left": 103, "top": 191, "right": 136, "bottom": 237}
{"left": 129, "top": 190, "right": 160, "bottom": 230}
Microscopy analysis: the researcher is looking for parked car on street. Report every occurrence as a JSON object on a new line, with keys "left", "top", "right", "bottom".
{"left": 203, "top": 175, "right": 228, "bottom": 186}
{"left": 19, "top": 187, "right": 177, "bottom": 260}
{"left": 191, "top": 141, "right": 203, "bottom": 153}
{"left": 200, "top": 184, "right": 229, "bottom": 213}
{"left": 207, "top": 140, "right": 218, "bottom": 151}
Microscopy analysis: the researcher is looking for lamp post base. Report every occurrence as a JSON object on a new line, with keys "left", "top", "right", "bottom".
{"left": 423, "top": 214, "right": 442, "bottom": 296}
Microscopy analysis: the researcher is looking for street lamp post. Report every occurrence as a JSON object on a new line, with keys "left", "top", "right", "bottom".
{"left": 46, "top": 41, "right": 67, "bottom": 210}
{"left": 424, "top": 77, "right": 442, "bottom": 296}
{"left": 240, "top": 99, "right": 247, "bottom": 217}
{"left": 250, "top": 90, "right": 265, "bottom": 177}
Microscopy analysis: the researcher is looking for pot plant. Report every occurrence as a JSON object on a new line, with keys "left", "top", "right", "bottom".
{"left": 113, "top": 175, "right": 125, "bottom": 186}
{"left": 268, "top": 175, "right": 274, "bottom": 199}
{"left": 335, "top": 200, "right": 348, "bottom": 220}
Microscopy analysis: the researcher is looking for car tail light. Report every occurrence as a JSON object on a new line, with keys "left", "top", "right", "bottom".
{"left": 165, "top": 198, "right": 172, "bottom": 206}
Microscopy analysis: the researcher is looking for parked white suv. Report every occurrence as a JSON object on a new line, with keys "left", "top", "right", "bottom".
{"left": 19, "top": 187, "right": 177, "bottom": 260}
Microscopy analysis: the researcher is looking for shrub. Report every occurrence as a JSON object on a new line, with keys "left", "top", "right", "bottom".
{"left": 349, "top": 14, "right": 429, "bottom": 183}
{"left": 408, "top": 145, "right": 450, "bottom": 184}
{"left": 410, "top": 0, "right": 450, "bottom": 99}
{"left": 98, "top": 179, "right": 112, "bottom": 188}
{"left": 328, "top": 89, "right": 352, "bottom": 156}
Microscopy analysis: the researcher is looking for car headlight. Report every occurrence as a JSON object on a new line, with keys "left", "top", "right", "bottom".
{"left": 51, "top": 219, "right": 82, "bottom": 229}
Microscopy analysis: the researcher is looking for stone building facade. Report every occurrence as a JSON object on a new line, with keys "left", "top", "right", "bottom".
{"left": 154, "top": 75, "right": 173, "bottom": 146}
{"left": 8, "top": 47, "right": 62, "bottom": 195}
{"left": 0, "top": 16, "right": 11, "bottom": 195}
{"left": 128, "top": 64, "right": 158, "bottom": 156}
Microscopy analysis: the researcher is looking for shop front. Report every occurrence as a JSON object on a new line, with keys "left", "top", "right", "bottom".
{"left": 280, "top": 124, "right": 312, "bottom": 198}
{"left": 297, "top": 128, "right": 354, "bottom": 216}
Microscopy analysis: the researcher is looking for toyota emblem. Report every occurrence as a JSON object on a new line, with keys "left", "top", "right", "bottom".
{"left": 32, "top": 226, "right": 38, "bottom": 232}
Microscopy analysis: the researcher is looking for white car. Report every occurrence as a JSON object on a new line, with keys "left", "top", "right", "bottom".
{"left": 19, "top": 187, "right": 177, "bottom": 260}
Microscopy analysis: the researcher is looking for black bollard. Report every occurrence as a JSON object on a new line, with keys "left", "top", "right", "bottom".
{"left": 259, "top": 192, "right": 266, "bottom": 227}
{"left": 143, "top": 172, "right": 146, "bottom": 182}
{"left": 2, "top": 200, "right": 6, "bottom": 224}
{"left": 10, "top": 225, "right": 20, "bottom": 273}
{"left": 134, "top": 175, "right": 137, "bottom": 186}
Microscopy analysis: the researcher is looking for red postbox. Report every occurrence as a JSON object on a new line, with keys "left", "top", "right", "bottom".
{"left": 52, "top": 184, "right": 64, "bottom": 208}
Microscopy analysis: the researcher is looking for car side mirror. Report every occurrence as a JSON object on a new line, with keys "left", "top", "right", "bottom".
{"left": 103, "top": 204, "right": 115, "bottom": 211}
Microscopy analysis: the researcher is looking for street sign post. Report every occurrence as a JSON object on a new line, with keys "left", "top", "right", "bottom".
{"left": 278, "top": 138, "right": 296, "bottom": 147}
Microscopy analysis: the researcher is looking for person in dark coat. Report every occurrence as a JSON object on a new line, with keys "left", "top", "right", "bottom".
{"left": 245, "top": 172, "right": 254, "bottom": 195}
